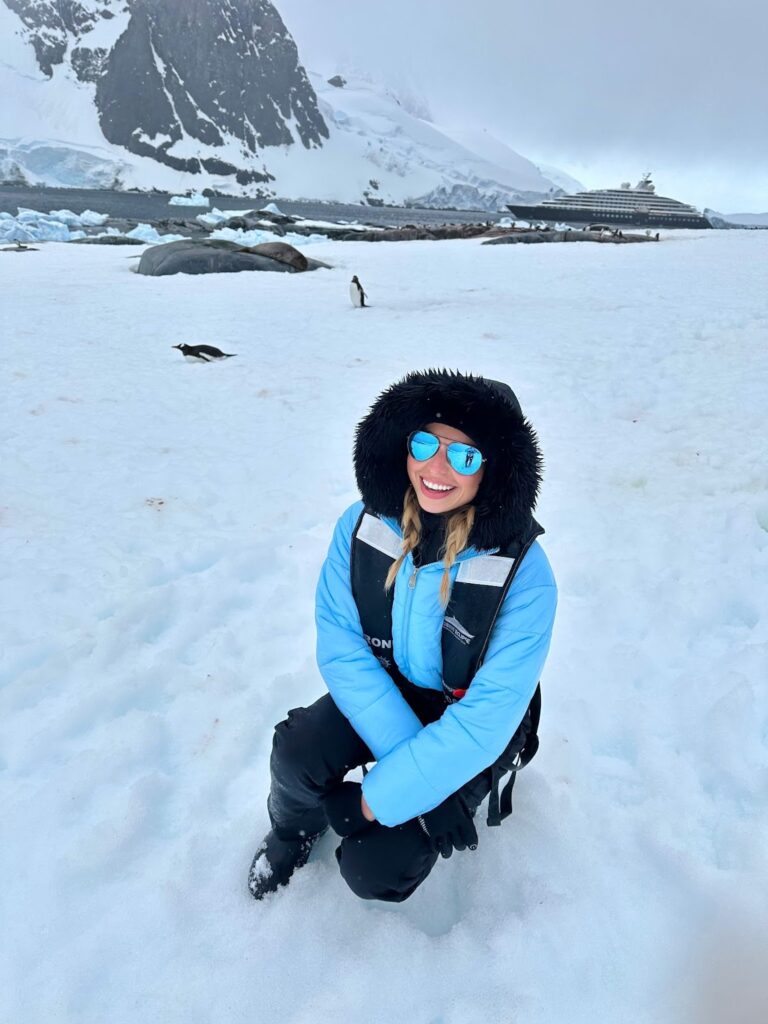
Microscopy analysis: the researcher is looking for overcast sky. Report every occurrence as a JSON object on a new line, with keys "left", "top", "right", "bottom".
{"left": 278, "top": 0, "right": 767, "bottom": 211}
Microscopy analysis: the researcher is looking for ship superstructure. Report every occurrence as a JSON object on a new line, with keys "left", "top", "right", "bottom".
{"left": 507, "top": 174, "right": 712, "bottom": 229}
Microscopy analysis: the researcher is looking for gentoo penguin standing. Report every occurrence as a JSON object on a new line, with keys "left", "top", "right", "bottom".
{"left": 173, "top": 343, "right": 236, "bottom": 363}
{"left": 349, "top": 275, "right": 367, "bottom": 308}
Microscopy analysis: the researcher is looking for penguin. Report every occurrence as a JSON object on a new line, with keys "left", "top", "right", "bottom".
{"left": 349, "top": 275, "right": 367, "bottom": 308}
{"left": 172, "top": 344, "right": 236, "bottom": 362}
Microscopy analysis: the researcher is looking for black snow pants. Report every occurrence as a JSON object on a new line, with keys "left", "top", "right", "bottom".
{"left": 267, "top": 682, "right": 464, "bottom": 903}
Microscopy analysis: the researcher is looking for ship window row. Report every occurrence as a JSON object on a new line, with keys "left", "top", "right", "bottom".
{"left": 564, "top": 196, "right": 687, "bottom": 207}
{"left": 550, "top": 199, "right": 690, "bottom": 211}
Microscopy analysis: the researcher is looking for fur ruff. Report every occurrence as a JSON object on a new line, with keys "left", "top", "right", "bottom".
{"left": 353, "top": 369, "right": 542, "bottom": 550}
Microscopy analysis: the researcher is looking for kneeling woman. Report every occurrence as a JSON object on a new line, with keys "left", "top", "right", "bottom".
{"left": 249, "top": 370, "right": 557, "bottom": 902}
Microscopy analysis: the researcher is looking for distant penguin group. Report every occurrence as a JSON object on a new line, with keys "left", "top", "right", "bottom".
{"left": 350, "top": 274, "right": 367, "bottom": 308}
{"left": 173, "top": 343, "right": 236, "bottom": 362}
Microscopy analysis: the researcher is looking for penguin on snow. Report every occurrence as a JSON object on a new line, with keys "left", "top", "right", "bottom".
{"left": 173, "top": 344, "right": 236, "bottom": 363}
{"left": 349, "top": 275, "right": 367, "bottom": 308}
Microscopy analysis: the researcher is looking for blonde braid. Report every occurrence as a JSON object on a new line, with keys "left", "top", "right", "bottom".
{"left": 384, "top": 488, "right": 422, "bottom": 592}
{"left": 439, "top": 505, "right": 476, "bottom": 607}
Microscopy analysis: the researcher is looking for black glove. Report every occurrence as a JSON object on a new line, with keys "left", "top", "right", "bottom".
{"left": 417, "top": 794, "right": 478, "bottom": 858}
{"left": 323, "top": 781, "right": 371, "bottom": 837}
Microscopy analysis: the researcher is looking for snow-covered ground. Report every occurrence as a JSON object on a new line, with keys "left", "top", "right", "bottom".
{"left": 2, "top": 230, "right": 767, "bottom": 1024}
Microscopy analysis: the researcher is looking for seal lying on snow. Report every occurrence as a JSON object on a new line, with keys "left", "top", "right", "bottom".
{"left": 138, "top": 238, "right": 325, "bottom": 277}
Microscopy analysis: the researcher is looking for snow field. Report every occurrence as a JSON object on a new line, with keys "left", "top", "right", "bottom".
{"left": 1, "top": 230, "right": 767, "bottom": 1023}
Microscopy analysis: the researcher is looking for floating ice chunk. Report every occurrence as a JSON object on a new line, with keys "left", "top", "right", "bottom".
{"left": 259, "top": 202, "right": 284, "bottom": 216}
{"left": 80, "top": 210, "right": 110, "bottom": 226}
{"left": 208, "top": 226, "right": 277, "bottom": 246}
{"left": 16, "top": 208, "right": 45, "bottom": 222}
{"left": 0, "top": 222, "right": 38, "bottom": 243}
{"left": 196, "top": 207, "right": 228, "bottom": 227}
{"left": 169, "top": 194, "right": 210, "bottom": 207}
{"left": 125, "top": 223, "right": 186, "bottom": 244}
{"left": 47, "top": 209, "right": 83, "bottom": 226}
{"left": 44, "top": 209, "right": 108, "bottom": 227}
{"left": 207, "top": 226, "right": 327, "bottom": 247}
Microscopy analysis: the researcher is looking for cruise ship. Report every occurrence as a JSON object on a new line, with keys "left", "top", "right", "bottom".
{"left": 507, "top": 174, "right": 712, "bottom": 229}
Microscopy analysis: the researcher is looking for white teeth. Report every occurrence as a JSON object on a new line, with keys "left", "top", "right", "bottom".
{"left": 423, "top": 479, "right": 453, "bottom": 491}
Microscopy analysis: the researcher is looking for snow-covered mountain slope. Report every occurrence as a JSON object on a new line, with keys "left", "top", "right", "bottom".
{"left": 436, "top": 125, "right": 557, "bottom": 196}
{"left": 534, "top": 161, "right": 585, "bottom": 195}
{"left": 0, "top": 1, "right": 569, "bottom": 204}
{"left": 267, "top": 74, "right": 564, "bottom": 209}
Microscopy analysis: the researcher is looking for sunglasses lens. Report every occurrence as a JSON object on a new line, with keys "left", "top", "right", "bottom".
{"left": 408, "top": 431, "right": 440, "bottom": 461}
{"left": 447, "top": 444, "right": 483, "bottom": 476}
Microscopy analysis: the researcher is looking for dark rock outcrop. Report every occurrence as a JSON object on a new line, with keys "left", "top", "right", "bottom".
{"left": 3, "top": 0, "right": 328, "bottom": 185}
{"left": 3, "top": 0, "right": 115, "bottom": 76}
{"left": 70, "top": 234, "right": 145, "bottom": 245}
{"left": 96, "top": 0, "right": 327, "bottom": 179}
{"left": 345, "top": 223, "right": 490, "bottom": 242}
{"left": 483, "top": 229, "right": 658, "bottom": 245}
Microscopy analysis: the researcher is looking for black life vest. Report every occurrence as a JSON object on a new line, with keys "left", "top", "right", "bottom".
{"left": 350, "top": 507, "right": 543, "bottom": 825}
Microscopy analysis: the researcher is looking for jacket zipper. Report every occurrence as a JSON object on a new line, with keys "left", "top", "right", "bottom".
{"left": 397, "top": 542, "right": 497, "bottom": 678}
{"left": 400, "top": 561, "right": 420, "bottom": 675}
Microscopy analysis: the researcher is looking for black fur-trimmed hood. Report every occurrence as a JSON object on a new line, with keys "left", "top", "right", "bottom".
{"left": 353, "top": 369, "right": 543, "bottom": 550}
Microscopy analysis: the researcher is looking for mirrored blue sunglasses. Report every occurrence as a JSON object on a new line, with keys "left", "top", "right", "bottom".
{"left": 407, "top": 430, "right": 485, "bottom": 476}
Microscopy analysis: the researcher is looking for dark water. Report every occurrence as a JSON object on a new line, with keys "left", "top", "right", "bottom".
{"left": 0, "top": 184, "right": 503, "bottom": 227}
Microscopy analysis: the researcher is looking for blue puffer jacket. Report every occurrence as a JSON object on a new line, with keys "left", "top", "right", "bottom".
{"left": 316, "top": 500, "right": 557, "bottom": 827}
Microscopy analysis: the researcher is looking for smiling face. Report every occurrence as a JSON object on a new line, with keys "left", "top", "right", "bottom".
{"left": 407, "top": 422, "right": 485, "bottom": 513}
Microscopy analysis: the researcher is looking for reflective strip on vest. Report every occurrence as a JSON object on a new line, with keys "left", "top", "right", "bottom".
{"left": 351, "top": 508, "right": 543, "bottom": 695}
{"left": 357, "top": 513, "right": 403, "bottom": 559}
{"left": 455, "top": 555, "right": 517, "bottom": 587}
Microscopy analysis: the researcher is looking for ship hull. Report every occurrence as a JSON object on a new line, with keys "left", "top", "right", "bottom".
{"left": 506, "top": 204, "right": 712, "bottom": 230}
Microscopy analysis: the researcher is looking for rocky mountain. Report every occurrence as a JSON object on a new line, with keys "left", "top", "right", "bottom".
{"left": 3, "top": 0, "right": 119, "bottom": 76}
{"left": 2, "top": 0, "right": 328, "bottom": 184}
{"left": 0, "top": 1, "right": 575, "bottom": 205}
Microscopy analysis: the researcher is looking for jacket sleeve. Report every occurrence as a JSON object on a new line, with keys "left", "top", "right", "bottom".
{"left": 362, "top": 549, "right": 557, "bottom": 826}
{"left": 315, "top": 502, "right": 424, "bottom": 760}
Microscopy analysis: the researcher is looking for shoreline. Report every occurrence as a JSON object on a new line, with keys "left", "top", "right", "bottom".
{"left": 0, "top": 183, "right": 503, "bottom": 230}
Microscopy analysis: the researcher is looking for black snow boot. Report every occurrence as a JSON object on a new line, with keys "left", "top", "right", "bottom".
{"left": 247, "top": 828, "right": 326, "bottom": 900}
